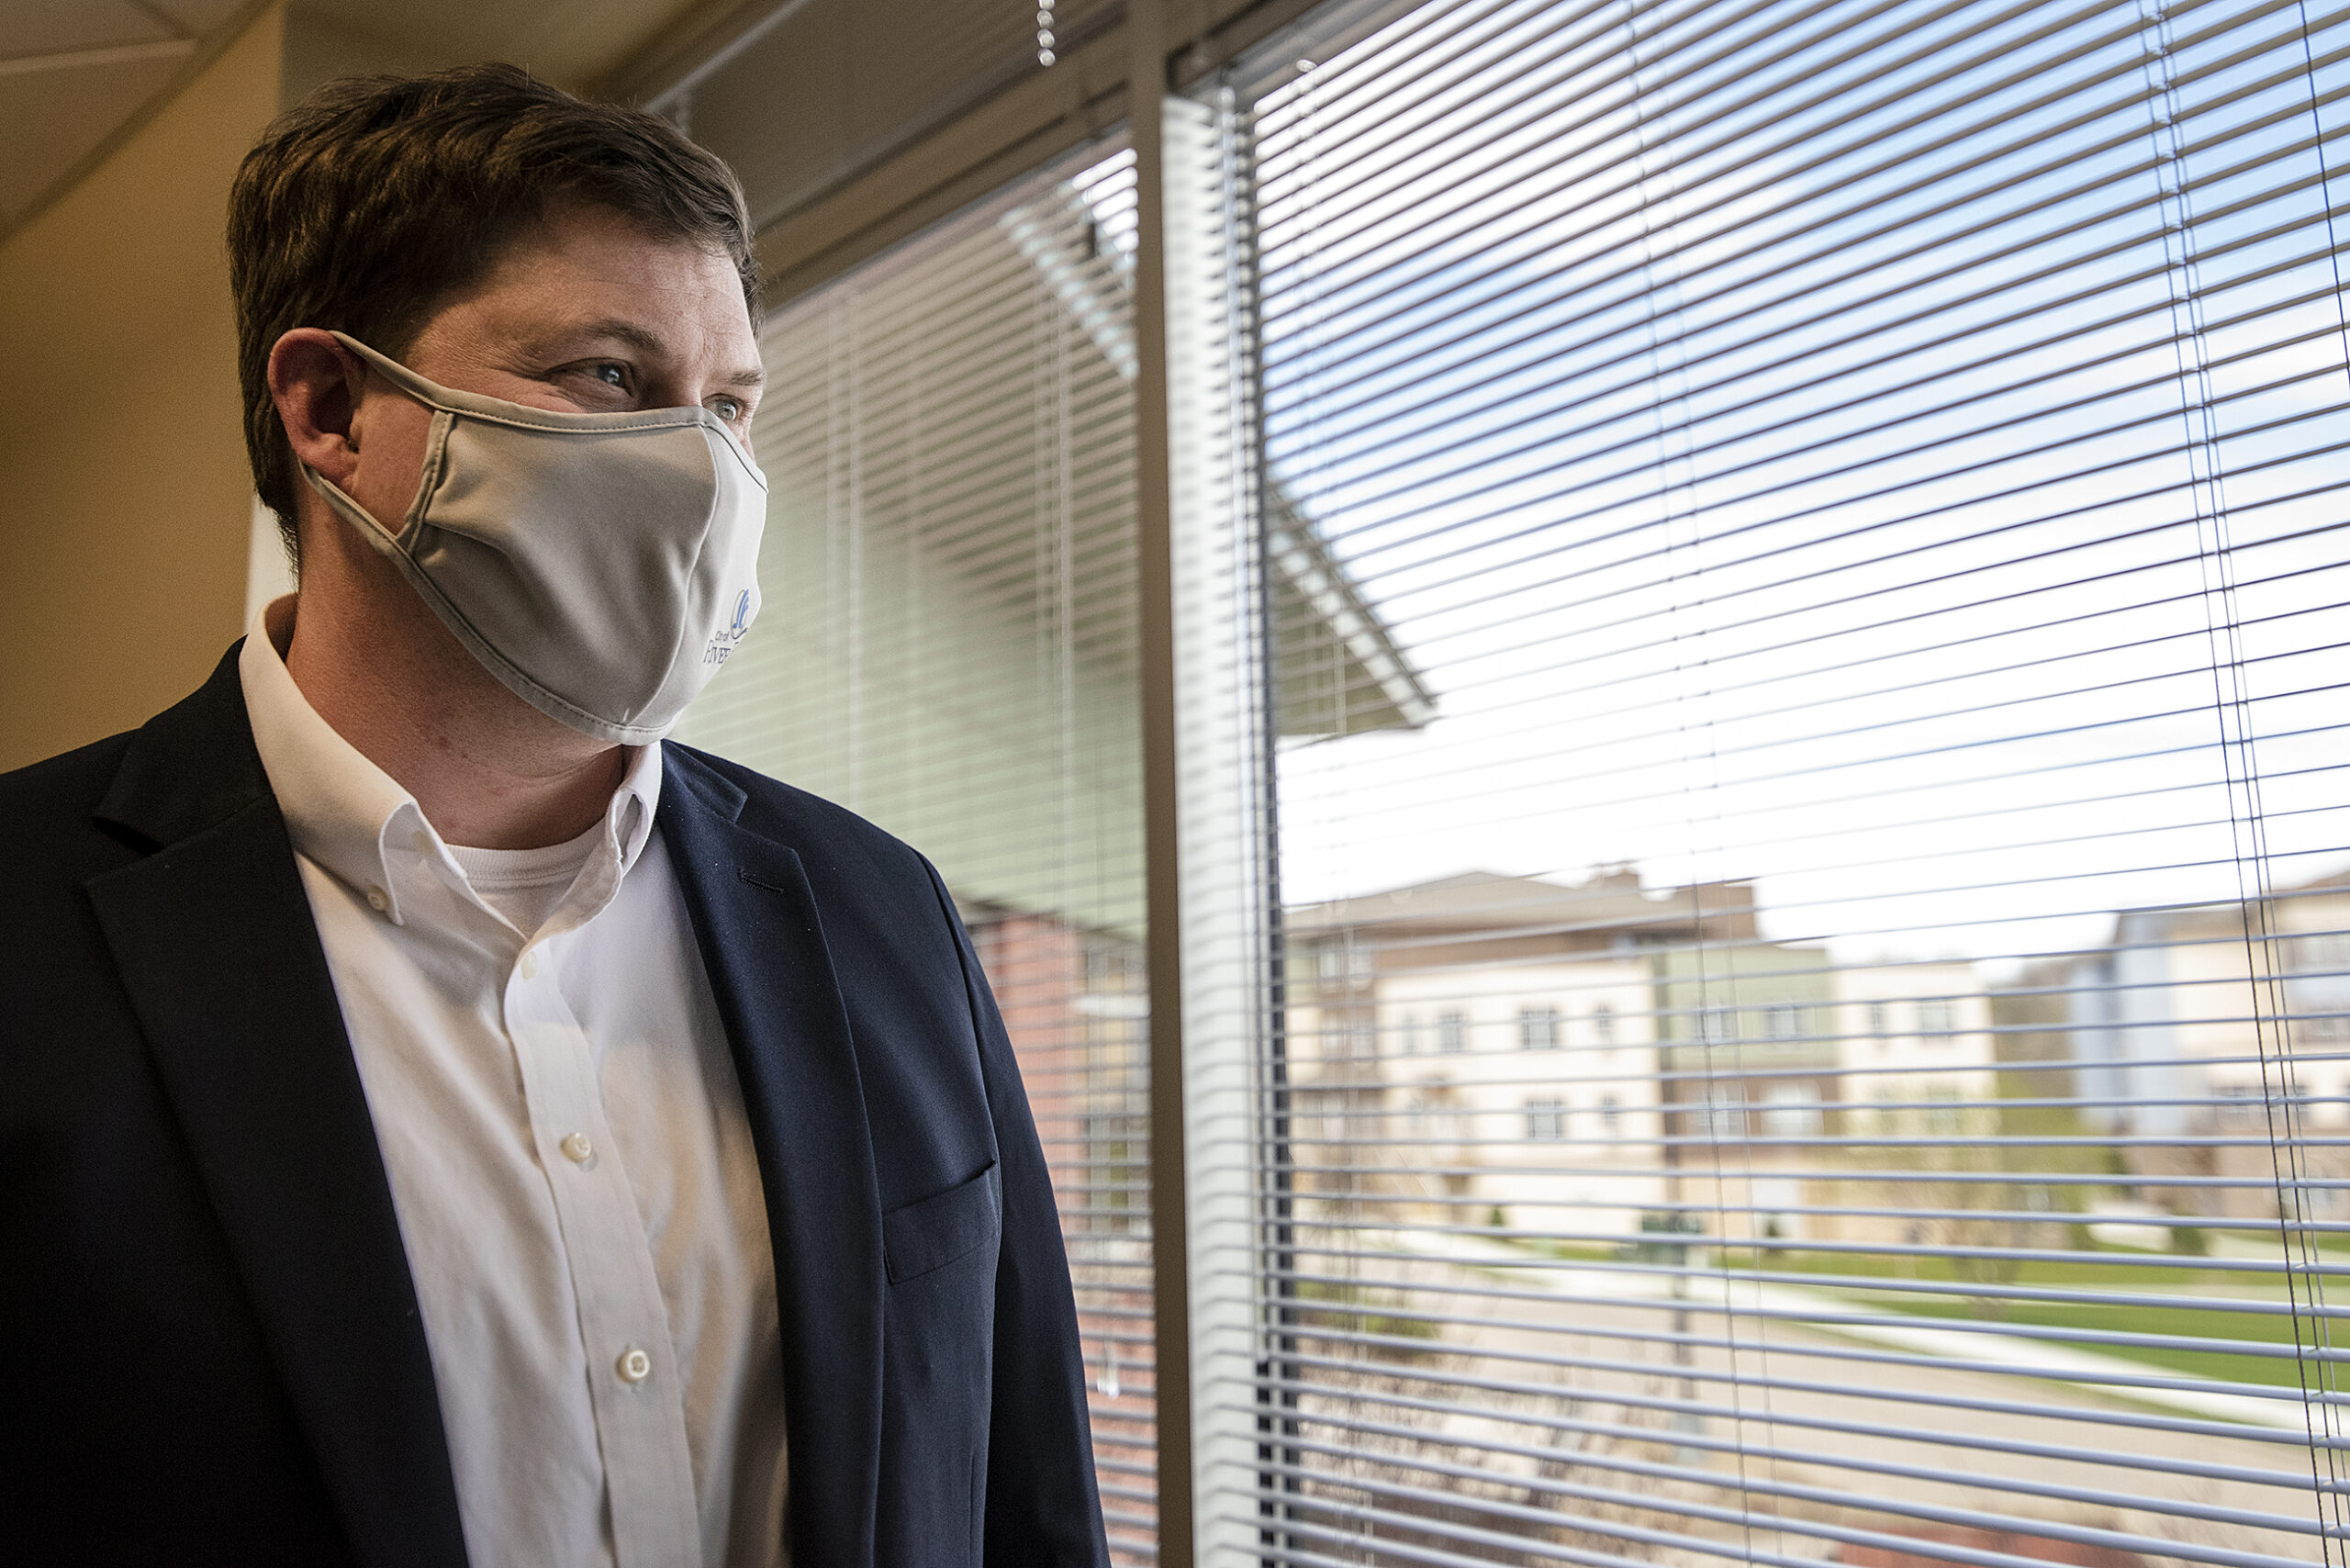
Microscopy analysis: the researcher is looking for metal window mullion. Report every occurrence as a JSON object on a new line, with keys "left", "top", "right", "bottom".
{"left": 1128, "top": 6, "right": 1198, "bottom": 1566}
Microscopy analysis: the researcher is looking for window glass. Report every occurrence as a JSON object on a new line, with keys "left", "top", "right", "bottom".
{"left": 1215, "top": 0, "right": 2350, "bottom": 1558}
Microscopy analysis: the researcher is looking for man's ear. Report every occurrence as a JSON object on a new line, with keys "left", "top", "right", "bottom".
{"left": 267, "top": 330, "right": 368, "bottom": 490}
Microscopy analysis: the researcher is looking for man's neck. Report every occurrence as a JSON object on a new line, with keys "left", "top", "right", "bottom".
{"left": 274, "top": 565, "right": 628, "bottom": 851}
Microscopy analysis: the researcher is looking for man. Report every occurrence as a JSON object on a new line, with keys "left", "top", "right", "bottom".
{"left": 0, "top": 64, "right": 1110, "bottom": 1568}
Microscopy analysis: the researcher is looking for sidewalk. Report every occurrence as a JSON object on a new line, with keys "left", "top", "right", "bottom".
{"left": 1381, "top": 1226, "right": 2331, "bottom": 1433}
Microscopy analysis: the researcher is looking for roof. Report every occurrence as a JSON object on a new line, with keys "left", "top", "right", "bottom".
{"left": 1286, "top": 868, "right": 1760, "bottom": 946}
{"left": 1002, "top": 177, "right": 1436, "bottom": 737}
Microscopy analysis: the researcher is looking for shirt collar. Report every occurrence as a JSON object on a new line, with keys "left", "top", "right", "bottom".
{"left": 240, "top": 594, "right": 662, "bottom": 928}
{"left": 607, "top": 732, "right": 665, "bottom": 872}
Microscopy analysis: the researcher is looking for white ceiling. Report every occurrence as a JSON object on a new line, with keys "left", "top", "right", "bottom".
{"left": 0, "top": 0, "right": 249, "bottom": 229}
{"left": 0, "top": 0, "right": 721, "bottom": 236}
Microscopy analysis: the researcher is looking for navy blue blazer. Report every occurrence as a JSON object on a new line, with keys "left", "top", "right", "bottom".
{"left": 0, "top": 644, "right": 1112, "bottom": 1568}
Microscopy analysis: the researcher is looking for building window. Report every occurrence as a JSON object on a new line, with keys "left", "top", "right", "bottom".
{"left": 1697, "top": 1006, "right": 1737, "bottom": 1044}
{"left": 1525, "top": 1099, "right": 1567, "bottom": 1142}
{"left": 1519, "top": 1005, "right": 1561, "bottom": 1049}
{"left": 1437, "top": 1011, "right": 1467, "bottom": 1054}
{"left": 2214, "top": 1083, "right": 2263, "bottom": 1126}
{"left": 1763, "top": 1002, "right": 1807, "bottom": 1040}
{"left": 1762, "top": 1084, "right": 1824, "bottom": 1137}
{"left": 1599, "top": 1094, "right": 1621, "bottom": 1137}
{"left": 2290, "top": 932, "right": 2350, "bottom": 972}
{"left": 1591, "top": 1002, "right": 1616, "bottom": 1043}
{"left": 1399, "top": 1014, "right": 1422, "bottom": 1055}
{"left": 1919, "top": 998, "right": 1956, "bottom": 1036}
{"left": 1699, "top": 1085, "right": 1749, "bottom": 1139}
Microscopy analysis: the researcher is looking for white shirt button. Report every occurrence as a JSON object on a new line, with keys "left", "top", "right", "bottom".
{"left": 518, "top": 951, "right": 540, "bottom": 980}
{"left": 617, "top": 1348, "right": 652, "bottom": 1384}
{"left": 365, "top": 885, "right": 388, "bottom": 913}
{"left": 560, "top": 1132, "right": 595, "bottom": 1165}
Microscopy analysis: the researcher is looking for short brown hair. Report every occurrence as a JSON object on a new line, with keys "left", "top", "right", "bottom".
{"left": 229, "top": 62, "right": 760, "bottom": 564}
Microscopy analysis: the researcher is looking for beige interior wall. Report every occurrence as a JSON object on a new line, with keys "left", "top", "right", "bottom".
{"left": 0, "top": 6, "right": 284, "bottom": 773}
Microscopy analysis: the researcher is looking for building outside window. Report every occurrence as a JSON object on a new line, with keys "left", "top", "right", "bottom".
{"left": 1435, "top": 1010, "right": 1466, "bottom": 1054}
{"left": 1699, "top": 1086, "right": 1749, "bottom": 1141}
{"left": 1762, "top": 1083, "right": 1826, "bottom": 1137}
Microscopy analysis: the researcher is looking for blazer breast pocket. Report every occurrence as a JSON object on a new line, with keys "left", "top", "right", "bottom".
{"left": 882, "top": 1162, "right": 1001, "bottom": 1284}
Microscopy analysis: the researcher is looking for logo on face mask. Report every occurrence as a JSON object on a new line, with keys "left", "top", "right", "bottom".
{"left": 704, "top": 588, "right": 755, "bottom": 667}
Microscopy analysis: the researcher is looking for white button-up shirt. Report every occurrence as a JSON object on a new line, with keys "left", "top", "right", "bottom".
{"left": 240, "top": 596, "right": 789, "bottom": 1568}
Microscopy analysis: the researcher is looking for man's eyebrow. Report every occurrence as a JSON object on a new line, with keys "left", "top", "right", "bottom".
{"left": 562, "top": 319, "right": 765, "bottom": 391}
{"left": 567, "top": 318, "right": 669, "bottom": 358}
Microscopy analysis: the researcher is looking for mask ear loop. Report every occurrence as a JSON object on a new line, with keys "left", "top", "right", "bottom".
{"left": 304, "top": 332, "right": 446, "bottom": 545}
{"left": 299, "top": 463, "right": 411, "bottom": 556}
{"left": 331, "top": 330, "right": 453, "bottom": 409}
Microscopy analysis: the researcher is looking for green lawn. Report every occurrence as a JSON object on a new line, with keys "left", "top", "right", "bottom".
{"left": 1481, "top": 1233, "right": 2348, "bottom": 1394}
{"left": 1723, "top": 1246, "right": 2348, "bottom": 1393}
{"left": 1848, "top": 1292, "right": 2344, "bottom": 1391}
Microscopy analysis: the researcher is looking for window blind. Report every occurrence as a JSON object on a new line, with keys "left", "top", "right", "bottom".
{"left": 1207, "top": 0, "right": 2350, "bottom": 1562}
{"left": 676, "top": 142, "right": 1164, "bottom": 1560}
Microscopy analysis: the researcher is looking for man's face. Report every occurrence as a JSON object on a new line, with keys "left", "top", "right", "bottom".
{"left": 338, "top": 202, "right": 764, "bottom": 533}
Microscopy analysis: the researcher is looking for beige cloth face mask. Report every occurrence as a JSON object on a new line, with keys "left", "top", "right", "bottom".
{"left": 301, "top": 331, "right": 767, "bottom": 745}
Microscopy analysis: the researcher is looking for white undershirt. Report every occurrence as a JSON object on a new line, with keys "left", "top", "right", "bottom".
{"left": 448, "top": 823, "right": 603, "bottom": 937}
{"left": 239, "top": 595, "right": 789, "bottom": 1568}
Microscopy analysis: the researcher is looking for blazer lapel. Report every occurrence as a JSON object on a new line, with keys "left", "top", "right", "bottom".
{"left": 658, "top": 749, "right": 886, "bottom": 1568}
{"left": 86, "top": 649, "right": 469, "bottom": 1568}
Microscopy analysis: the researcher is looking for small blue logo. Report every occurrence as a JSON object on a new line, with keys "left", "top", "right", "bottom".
{"left": 706, "top": 589, "right": 756, "bottom": 667}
